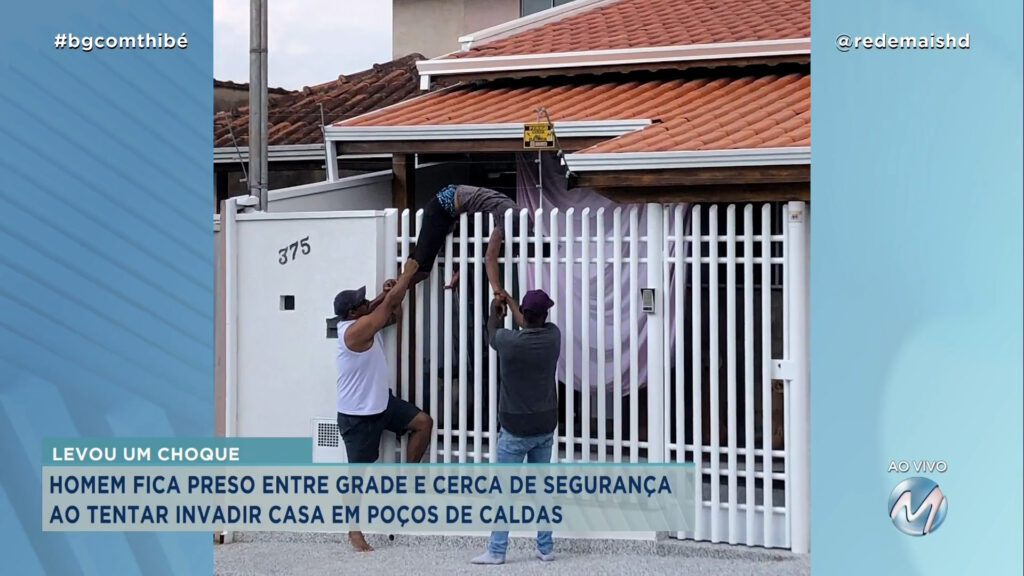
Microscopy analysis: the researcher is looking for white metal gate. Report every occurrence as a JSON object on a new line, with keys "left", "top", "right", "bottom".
{"left": 384, "top": 201, "right": 809, "bottom": 552}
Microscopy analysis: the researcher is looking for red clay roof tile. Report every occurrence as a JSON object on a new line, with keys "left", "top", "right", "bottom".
{"left": 213, "top": 54, "right": 425, "bottom": 148}
{"left": 338, "top": 73, "right": 808, "bottom": 154}
{"left": 451, "top": 0, "right": 809, "bottom": 59}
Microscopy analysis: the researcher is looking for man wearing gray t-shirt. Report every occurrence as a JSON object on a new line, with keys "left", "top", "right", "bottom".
{"left": 471, "top": 289, "right": 560, "bottom": 565}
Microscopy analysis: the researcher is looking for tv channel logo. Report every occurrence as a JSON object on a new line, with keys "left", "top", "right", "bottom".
{"left": 888, "top": 477, "right": 948, "bottom": 536}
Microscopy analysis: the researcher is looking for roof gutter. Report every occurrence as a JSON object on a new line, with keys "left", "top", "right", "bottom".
{"left": 458, "top": 0, "right": 621, "bottom": 50}
{"left": 419, "top": 39, "right": 810, "bottom": 77}
{"left": 324, "top": 119, "right": 651, "bottom": 142}
{"left": 564, "top": 147, "right": 811, "bottom": 172}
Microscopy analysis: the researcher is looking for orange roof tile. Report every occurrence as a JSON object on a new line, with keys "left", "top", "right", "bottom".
{"left": 337, "top": 73, "right": 808, "bottom": 153}
{"left": 452, "top": 0, "right": 809, "bottom": 59}
{"left": 213, "top": 54, "right": 424, "bottom": 148}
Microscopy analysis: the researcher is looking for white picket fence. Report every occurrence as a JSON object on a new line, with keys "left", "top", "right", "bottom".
{"left": 380, "top": 201, "right": 810, "bottom": 552}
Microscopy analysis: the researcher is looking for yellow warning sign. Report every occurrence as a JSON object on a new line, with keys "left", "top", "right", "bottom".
{"left": 523, "top": 122, "right": 555, "bottom": 149}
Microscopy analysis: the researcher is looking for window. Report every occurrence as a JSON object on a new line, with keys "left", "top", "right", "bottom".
{"left": 521, "top": 0, "right": 575, "bottom": 17}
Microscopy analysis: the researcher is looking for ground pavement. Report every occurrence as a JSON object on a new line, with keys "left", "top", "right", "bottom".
{"left": 214, "top": 532, "right": 810, "bottom": 576}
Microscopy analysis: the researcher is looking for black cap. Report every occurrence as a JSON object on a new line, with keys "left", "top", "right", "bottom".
{"left": 333, "top": 286, "right": 366, "bottom": 319}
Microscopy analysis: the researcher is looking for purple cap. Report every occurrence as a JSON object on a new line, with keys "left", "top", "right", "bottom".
{"left": 521, "top": 289, "right": 554, "bottom": 313}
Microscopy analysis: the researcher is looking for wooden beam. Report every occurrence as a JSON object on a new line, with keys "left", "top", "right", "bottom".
{"left": 338, "top": 138, "right": 610, "bottom": 155}
{"left": 391, "top": 154, "right": 416, "bottom": 212}
{"left": 591, "top": 182, "right": 809, "bottom": 204}
{"left": 575, "top": 165, "right": 809, "bottom": 188}
{"left": 213, "top": 159, "right": 390, "bottom": 173}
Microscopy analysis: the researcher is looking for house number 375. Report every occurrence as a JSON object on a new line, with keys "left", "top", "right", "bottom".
{"left": 279, "top": 236, "right": 311, "bottom": 265}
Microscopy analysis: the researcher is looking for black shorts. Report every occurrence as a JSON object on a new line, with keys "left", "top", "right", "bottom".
{"left": 411, "top": 196, "right": 455, "bottom": 274}
{"left": 337, "top": 394, "right": 422, "bottom": 463}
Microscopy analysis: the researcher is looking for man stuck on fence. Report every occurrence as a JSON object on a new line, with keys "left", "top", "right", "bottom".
{"left": 471, "top": 289, "right": 560, "bottom": 565}
{"left": 332, "top": 260, "right": 434, "bottom": 552}
{"left": 408, "top": 184, "right": 518, "bottom": 292}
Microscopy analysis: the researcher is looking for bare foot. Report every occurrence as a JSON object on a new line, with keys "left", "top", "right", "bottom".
{"left": 348, "top": 531, "right": 374, "bottom": 552}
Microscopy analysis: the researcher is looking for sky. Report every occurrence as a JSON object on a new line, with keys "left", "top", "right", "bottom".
{"left": 213, "top": 0, "right": 393, "bottom": 90}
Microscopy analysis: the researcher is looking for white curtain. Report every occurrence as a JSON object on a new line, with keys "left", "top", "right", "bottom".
{"left": 514, "top": 153, "right": 690, "bottom": 395}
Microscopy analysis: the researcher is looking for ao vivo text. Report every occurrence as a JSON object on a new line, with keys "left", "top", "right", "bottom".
{"left": 887, "top": 460, "right": 948, "bottom": 473}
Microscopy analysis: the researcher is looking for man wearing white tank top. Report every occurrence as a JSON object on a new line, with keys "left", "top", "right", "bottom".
{"left": 332, "top": 259, "right": 432, "bottom": 552}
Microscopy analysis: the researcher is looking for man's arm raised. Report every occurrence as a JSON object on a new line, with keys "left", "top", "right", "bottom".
{"left": 500, "top": 289, "right": 525, "bottom": 328}
{"left": 343, "top": 261, "right": 418, "bottom": 352}
{"left": 484, "top": 227, "right": 503, "bottom": 296}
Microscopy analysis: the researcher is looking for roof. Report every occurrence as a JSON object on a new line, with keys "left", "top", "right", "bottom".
{"left": 213, "top": 54, "right": 424, "bottom": 149}
{"left": 451, "top": 0, "right": 809, "bottom": 59}
{"left": 214, "top": 79, "right": 294, "bottom": 96}
{"left": 334, "top": 72, "right": 808, "bottom": 154}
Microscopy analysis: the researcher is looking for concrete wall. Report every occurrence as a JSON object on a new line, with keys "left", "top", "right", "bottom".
{"left": 215, "top": 172, "right": 395, "bottom": 441}
{"left": 393, "top": 0, "right": 519, "bottom": 59}
{"left": 232, "top": 212, "right": 389, "bottom": 439}
{"left": 216, "top": 167, "right": 330, "bottom": 204}
{"left": 215, "top": 217, "right": 225, "bottom": 437}
{"left": 268, "top": 170, "right": 393, "bottom": 213}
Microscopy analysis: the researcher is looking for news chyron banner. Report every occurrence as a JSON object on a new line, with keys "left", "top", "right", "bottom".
{"left": 43, "top": 439, "right": 696, "bottom": 532}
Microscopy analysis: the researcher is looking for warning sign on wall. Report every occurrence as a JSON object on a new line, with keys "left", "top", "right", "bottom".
{"left": 523, "top": 122, "right": 555, "bottom": 149}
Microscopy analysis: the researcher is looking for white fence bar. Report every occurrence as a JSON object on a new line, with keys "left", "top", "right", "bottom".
{"left": 428, "top": 232, "right": 440, "bottom": 462}
{"left": 442, "top": 231, "right": 454, "bottom": 463}
{"left": 382, "top": 210, "right": 399, "bottom": 463}
{"left": 580, "top": 208, "right": 591, "bottom": 463}
{"left": 533, "top": 209, "right": 543, "bottom": 309}
{"left": 646, "top": 203, "right": 665, "bottom": 463}
{"left": 565, "top": 208, "right": 576, "bottom": 463}
{"left": 612, "top": 208, "right": 623, "bottom": 463}
{"left": 414, "top": 210, "right": 426, "bottom": 463}
{"left": 628, "top": 207, "right": 639, "bottom": 463}
{"left": 761, "top": 203, "right": 774, "bottom": 546}
{"left": 690, "top": 205, "right": 704, "bottom": 542}
{"left": 596, "top": 208, "right": 607, "bottom": 463}
{"left": 517, "top": 209, "right": 528, "bottom": 303}
{"left": 492, "top": 212, "right": 508, "bottom": 462}
{"left": 662, "top": 207, "right": 672, "bottom": 467}
{"left": 726, "top": 205, "right": 738, "bottom": 544}
{"left": 458, "top": 215, "right": 468, "bottom": 463}
{"left": 548, "top": 208, "right": 560, "bottom": 462}
{"left": 473, "top": 212, "right": 484, "bottom": 463}
{"left": 708, "top": 205, "right": 720, "bottom": 542}
{"left": 787, "top": 201, "right": 810, "bottom": 554}
{"left": 784, "top": 379, "right": 792, "bottom": 550}
{"left": 673, "top": 205, "right": 686, "bottom": 466}
{"left": 385, "top": 200, "right": 806, "bottom": 550}
{"left": 782, "top": 203, "right": 791, "bottom": 549}
{"left": 783, "top": 205, "right": 790, "bottom": 363}
{"left": 742, "top": 205, "right": 756, "bottom": 543}
{"left": 400, "top": 211, "right": 412, "bottom": 462}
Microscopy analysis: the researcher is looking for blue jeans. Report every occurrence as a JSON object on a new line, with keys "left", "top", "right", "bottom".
{"left": 488, "top": 429, "right": 554, "bottom": 557}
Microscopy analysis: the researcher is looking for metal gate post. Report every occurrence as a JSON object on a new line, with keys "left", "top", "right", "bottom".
{"left": 646, "top": 203, "right": 666, "bottom": 463}
{"left": 786, "top": 201, "right": 810, "bottom": 554}
{"left": 221, "top": 197, "right": 239, "bottom": 545}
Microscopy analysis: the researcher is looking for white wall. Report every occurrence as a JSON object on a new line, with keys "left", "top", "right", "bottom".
{"left": 392, "top": 0, "right": 519, "bottom": 58}
{"left": 233, "top": 211, "right": 390, "bottom": 439}
{"left": 268, "top": 170, "right": 392, "bottom": 213}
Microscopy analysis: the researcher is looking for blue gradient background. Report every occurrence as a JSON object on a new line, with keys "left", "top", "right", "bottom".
{"left": 812, "top": 1, "right": 1023, "bottom": 575}
{"left": 0, "top": 1, "right": 212, "bottom": 575}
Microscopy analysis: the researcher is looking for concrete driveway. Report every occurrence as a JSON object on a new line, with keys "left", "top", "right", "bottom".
{"left": 215, "top": 533, "right": 809, "bottom": 576}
